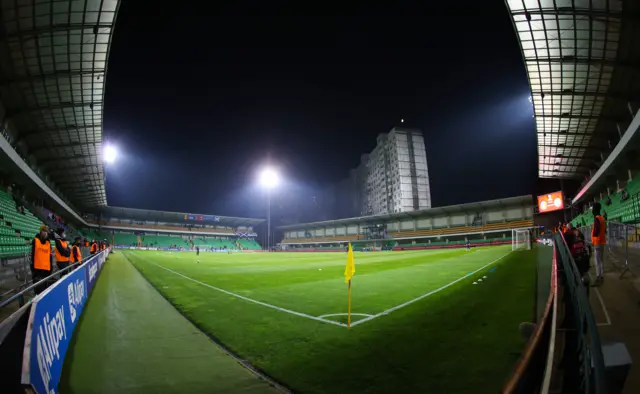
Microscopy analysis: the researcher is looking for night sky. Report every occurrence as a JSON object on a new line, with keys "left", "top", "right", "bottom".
{"left": 103, "top": 3, "right": 548, "bottom": 218}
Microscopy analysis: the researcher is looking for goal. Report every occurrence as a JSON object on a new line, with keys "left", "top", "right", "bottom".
{"left": 512, "top": 229, "right": 531, "bottom": 251}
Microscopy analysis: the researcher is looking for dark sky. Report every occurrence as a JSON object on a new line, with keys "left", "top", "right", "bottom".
{"left": 103, "top": 3, "right": 547, "bottom": 218}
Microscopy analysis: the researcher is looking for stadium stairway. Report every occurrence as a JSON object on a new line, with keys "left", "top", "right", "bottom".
{"left": 60, "top": 252, "right": 280, "bottom": 393}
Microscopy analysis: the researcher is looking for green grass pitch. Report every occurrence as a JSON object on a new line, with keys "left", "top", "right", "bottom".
{"left": 124, "top": 245, "right": 538, "bottom": 393}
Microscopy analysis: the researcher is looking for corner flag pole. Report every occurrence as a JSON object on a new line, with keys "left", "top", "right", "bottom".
{"left": 344, "top": 242, "right": 355, "bottom": 329}
{"left": 347, "top": 279, "right": 352, "bottom": 328}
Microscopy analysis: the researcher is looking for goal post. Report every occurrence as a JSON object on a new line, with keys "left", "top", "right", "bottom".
{"left": 512, "top": 229, "right": 531, "bottom": 251}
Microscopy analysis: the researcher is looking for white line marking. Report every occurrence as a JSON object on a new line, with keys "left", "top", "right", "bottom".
{"left": 588, "top": 272, "right": 612, "bottom": 326}
{"left": 317, "top": 313, "right": 373, "bottom": 319}
{"left": 134, "top": 254, "right": 348, "bottom": 328}
{"left": 350, "top": 252, "right": 511, "bottom": 327}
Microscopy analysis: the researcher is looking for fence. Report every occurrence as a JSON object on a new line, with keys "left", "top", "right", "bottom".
{"left": 0, "top": 248, "right": 109, "bottom": 393}
{"left": 578, "top": 221, "right": 636, "bottom": 278}
{"left": 504, "top": 235, "right": 607, "bottom": 394}
{"left": 0, "top": 246, "right": 92, "bottom": 311}
{"left": 555, "top": 232, "right": 608, "bottom": 394}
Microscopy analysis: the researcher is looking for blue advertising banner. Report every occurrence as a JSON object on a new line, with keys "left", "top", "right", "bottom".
{"left": 21, "top": 250, "right": 109, "bottom": 394}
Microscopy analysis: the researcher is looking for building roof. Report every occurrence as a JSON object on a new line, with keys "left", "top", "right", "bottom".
{"left": 0, "top": 0, "right": 121, "bottom": 209}
{"left": 505, "top": 0, "right": 640, "bottom": 180}
{"left": 278, "top": 195, "right": 533, "bottom": 230}
{"left": 99, "top": 206, "right": 265, "bottom": 227}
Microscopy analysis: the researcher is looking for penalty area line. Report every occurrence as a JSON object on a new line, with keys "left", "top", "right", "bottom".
{"left": 350, "top": 252, "right": 512, "bottom": 327}
{"left": 136, "top": 255, "right": 348, "bottom": 328}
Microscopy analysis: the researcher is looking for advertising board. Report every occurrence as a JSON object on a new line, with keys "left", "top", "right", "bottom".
{"left": 21, "top": 250, "right": 109, "bottom": 394}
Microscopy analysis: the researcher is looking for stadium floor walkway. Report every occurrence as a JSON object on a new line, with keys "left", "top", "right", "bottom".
{"left": 59, "top": 252, "right": 280, "bottom": 394}
{"left": 589, "top": 245, "right": 640, "bottom": 394}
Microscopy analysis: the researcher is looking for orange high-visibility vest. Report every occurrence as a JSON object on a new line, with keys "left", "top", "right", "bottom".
{"left": 591, "top": 215, "right": 606, "bottom": 246}
{"left": 33, "top": 237, "right": 51, "bottom": 271}
{"left": 90, "top": 242, "right": 98, "bottom": 254}
{"left": 100, "top": 243, "right": 106, "bottom": 251}
{"left": 71, "top": 245, "right": 82, "bottom": 263}
{"left": 55, "top": 240, "right": 70, "bottom": 263}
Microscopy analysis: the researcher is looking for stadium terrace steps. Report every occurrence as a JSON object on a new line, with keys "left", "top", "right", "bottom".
{"left": 140, "top": 235, "right": 188, "bottom": 248}
{"left": 281, "top": 219, "right": 533, "bottom": 244}
{"left": 237, "top": 238, "right": 261, "bottom": 250}
{"left": 114, "top": 232, "right": 140, "bottom": 246}
{"left": 571, "top": 173, "right": 640, "bottom": 226}
{"left": 97, "top": 220, "right": 236, "bottom": 234}
{"left": 0, "top": 189, "right": 45, "bottom": 257}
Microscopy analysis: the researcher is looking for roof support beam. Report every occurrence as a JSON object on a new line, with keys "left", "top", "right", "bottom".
{"left": 535, "top": 114, "right": 616, "bottom": 121}
{"left": 511, "top": 9, "right": 622, "bottom": 19}
{"left": 1, "top": 23, "right": 113, "bottom": 41}
{"left": 540, "top": 154, "right": 602, "bottom": 161}
{"left": 30, "top": 141, "right": 100, "bottom": 155}
{"left": 46, "top": 163, "right": 100, "bottom": 173}
{"left": 0, "top": 69, "right": 104, "bottom": 86}
{"left": 8, "top": 102, "right": 98, "bottom": 118}
{"left": 538, "top": 144, "right": 603, "bottom": 151}
{"left": 15, "top": 124, "right": 101, "bottom": 143}
{"left": 527, "top": 57, "right": 639, "bottom": 71}
{"left": 537, "top": 131, "right": 616, "bottom": 138}
{"left": 39, "top": 154, "right": 99, "bottom": 166}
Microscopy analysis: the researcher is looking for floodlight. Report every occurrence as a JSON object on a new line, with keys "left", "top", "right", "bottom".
{"left": 104, "top": 145, "right": 117, "bottom": 164}
{"left": 260, "top": 168, "right": 279, "bottom": 189}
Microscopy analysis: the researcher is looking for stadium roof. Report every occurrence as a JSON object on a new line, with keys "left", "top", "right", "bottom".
{"left": 99, "top": 206, "right": 265, "bottom": 227}
{"left": 0, "top": 0, "right": 121, "bottom": 209}
{"left": 278, "top": 195, "right": 533, "bottom": 230}
{"left": 505, "top": 0, "right": 640, "bottom": 180}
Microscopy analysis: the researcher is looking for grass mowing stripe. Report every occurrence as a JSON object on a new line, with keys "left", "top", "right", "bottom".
{"left": 125, "top": 247, "right": 536, "bottom": 393}
{"left": 135, "top": 253, "right": 348, "bottom": 328}
{"left": 350, "top": 251, "right": 512, "bottom": 327}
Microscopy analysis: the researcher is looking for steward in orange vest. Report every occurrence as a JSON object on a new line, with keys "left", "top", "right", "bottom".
{"left": 54, "top": 228, "right": 71, "bottom": 275}
{"left": 100, "top": 240, "right": 107, "bottom": 251}
{"left": 90, "top": 240, "right": 98, "bottom": 254}
{"left": 71, "top": 237, "right": 83, "bottom": 264}
{"left": 31, "top": 225, "right": 53, "bottom": 295}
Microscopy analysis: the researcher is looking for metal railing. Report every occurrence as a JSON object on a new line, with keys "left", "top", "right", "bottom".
{"left": 579, "top": 221, "right": 636, "bottom": 278}
{"left": 0, "top": 246, "right": 91, "bottom": 310}
{"left": 555, "top": 232, "right": 608, "bottom": 393}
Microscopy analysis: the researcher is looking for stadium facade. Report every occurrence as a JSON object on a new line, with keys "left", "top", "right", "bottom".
{"left": 332, "top": 127, "right": 431, "bottom": 218}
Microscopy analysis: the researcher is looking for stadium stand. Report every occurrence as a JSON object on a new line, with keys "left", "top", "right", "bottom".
{"left": 96, "top": 220, "right": 237, "bottom": 234}
{"left": 571, "top": 173, "right": 640, "bottom": 227}
{"left": 140, "top": 235, "right": 188, "bottom": 248}
{"left": 113, "top": 232, "right": 140, "bottom": 246}
{"left": 0, "top": 189, "right": 44, "bottom": 257}
{"left": 280, "top": 196, "right": 534, "bottom": 246}
{"left": 237, "top": 238, "right": 262, "bottom": 250}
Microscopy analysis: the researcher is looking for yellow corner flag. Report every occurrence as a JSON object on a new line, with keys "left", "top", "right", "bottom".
{"left": 345, "top": 243, "right": 356, "bottom": 328}
{"left": 344, "top": 243, "right": 356, "bottom": 283}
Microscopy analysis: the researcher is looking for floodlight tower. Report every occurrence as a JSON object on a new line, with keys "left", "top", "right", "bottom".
{"left": 103, "top": 144, "right": 118, "bottom": 164}
{"left": 259, "top": 168, "right": 279, "bottom": 251}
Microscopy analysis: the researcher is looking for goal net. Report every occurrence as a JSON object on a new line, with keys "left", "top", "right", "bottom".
{"left": 512, "top": 229, "right": 531, "bottom": 251}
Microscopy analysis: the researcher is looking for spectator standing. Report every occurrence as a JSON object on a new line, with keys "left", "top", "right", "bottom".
{"left": 565, "top": 224, "right": 590, "bottom": 292}
{"left": 591, "top": 202, "right": 607, "bottom": 286}
{"left": 31, "top": 225, "right": 53, "bottom": 295}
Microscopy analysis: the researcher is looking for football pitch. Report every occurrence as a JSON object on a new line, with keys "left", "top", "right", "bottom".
{"left": 124, "top": 246, "right": 538, "bottom": 393}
